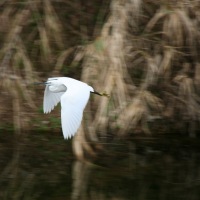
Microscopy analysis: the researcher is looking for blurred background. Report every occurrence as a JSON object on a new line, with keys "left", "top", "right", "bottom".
{"left": 1, "top": 0, "right": 200, "bottom": 199}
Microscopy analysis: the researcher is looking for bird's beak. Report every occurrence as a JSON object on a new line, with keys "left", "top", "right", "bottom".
{"left": 33, "top": 82, "right": 48, "bottom": 85}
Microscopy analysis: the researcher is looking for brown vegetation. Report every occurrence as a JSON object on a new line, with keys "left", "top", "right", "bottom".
{"left": 73, "top": 0, "right": 200, "bottom": 160}
{"left": 0, "top": 0, "right": 200, "bottom": 161}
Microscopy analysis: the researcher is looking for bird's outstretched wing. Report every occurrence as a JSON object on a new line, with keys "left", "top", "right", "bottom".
{"left": 60, "top": 86, "right": 90, "bottom": 139}
{"left": 43, "top": 85, "right": 64, "bottom": 113}
{"left": 61, "top": 103, "right": 83, "bottom": 139}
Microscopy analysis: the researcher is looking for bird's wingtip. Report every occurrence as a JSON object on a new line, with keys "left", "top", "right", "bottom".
{"left": 43, "top": 110, "right": 50, "bottom": 114}
{"left": 64, "top": 135, "right": 71, "bottom": 140}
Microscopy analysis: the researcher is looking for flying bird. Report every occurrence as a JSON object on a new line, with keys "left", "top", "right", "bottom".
{"left": 38, "top": 77, "right": 109, "bottom": 139}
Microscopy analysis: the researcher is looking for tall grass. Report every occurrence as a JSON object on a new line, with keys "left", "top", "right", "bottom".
{"left": 1, "top": 0, "right": 200, "bottom": 160}
{"left": 0, "top": 0, "right": 108, "bottom": 135}
{"left": 73, "top": 0, "right": 200, "bottom": 159}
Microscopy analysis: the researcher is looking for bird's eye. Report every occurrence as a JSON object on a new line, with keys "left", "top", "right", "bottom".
{"left": 46, "top": 81, "right": 51, "bottom": 85}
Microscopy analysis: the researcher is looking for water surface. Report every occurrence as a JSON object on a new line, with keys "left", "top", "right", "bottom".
{"left": 1, "top": 132, "right": 200, "bottom": 200}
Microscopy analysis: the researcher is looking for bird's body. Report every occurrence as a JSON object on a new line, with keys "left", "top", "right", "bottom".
{"left": 43, "top": 77, "right": 94, "bottom": 139}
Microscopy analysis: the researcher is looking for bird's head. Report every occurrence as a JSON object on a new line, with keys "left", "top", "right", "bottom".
{"left": 34, "top": 79, "right": 67, "bottom": 93}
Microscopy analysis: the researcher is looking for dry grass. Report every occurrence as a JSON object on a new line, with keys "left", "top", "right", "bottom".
{"left": 0, "top": 7, "right": 36, "bottom": 134}
{"left": 1, "top": 0, "right": 200, "bottom": 160}
{"left": 72, "top": 0, "right": 200, "bottom": 159}
{"left": 0, "top": 0, "right": 95, "bottom": 134}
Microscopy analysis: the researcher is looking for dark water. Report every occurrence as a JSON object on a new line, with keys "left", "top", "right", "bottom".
{"left": 1, "top": 132, "right": 200, "bottom": 200}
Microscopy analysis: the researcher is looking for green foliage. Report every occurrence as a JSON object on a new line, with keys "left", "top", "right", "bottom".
{"left": 94, "top": 38, "right": 104, "bottom": 52}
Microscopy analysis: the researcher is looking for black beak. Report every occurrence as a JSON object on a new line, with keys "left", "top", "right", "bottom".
{"left": 33, "top": 82, "right": 48, "bottom": 85}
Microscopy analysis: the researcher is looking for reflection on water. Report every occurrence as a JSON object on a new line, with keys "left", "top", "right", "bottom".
{"left": 1, "top": 132, "right": 200, "bottom": 200}
{"left": 72, "top": 137, "right": 200, "bottom": 200}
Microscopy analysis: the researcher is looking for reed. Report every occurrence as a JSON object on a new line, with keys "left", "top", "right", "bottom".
{"left": 72, "top": 0, "right": 200, "bottom": 159}
{"left": 1, "top": 0, "right": 200, "bottom": 160}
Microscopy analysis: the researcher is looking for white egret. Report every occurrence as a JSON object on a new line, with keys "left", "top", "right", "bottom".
{"left": 38, "top": 77, "right": 109, "bottom": 139}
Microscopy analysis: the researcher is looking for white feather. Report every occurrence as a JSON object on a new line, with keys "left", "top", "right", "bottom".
{"left": 43, "top": 86, "right": 65, "bottom": 113}
{"left": 43, "top": 77, "right": 93, "bottom": 139}
{"left": 60, "top": 80, "right": 91, "bottom": 139}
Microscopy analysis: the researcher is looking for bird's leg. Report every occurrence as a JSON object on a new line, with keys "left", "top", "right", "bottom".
{"left": 92, "top": 91, "right": 110, "bottom": 97}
